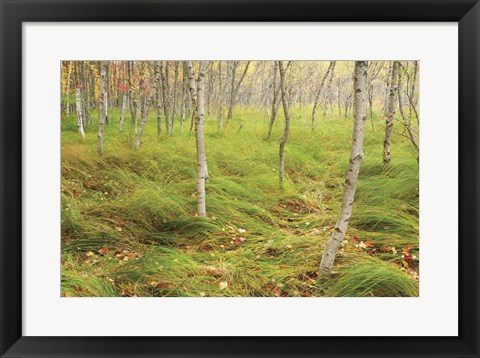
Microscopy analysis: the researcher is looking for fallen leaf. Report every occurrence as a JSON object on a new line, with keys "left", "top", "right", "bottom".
{"left": 349, "top": 236, "right": 360, "bottom": 244}
{"left": 218, "top": 281, "right": 228, "bottom": 290}
{"left": 98, "top": 247, "right": 109, "bottom": 255}
{"left": 74, "top": 286, "right": 83, "bottom": 292}
{"left": 364, "top": 239, "right": 375, "bottom": 248}
{"left": 402, "top": 253, "right": 413, "bottom": 264}
{"left": 85, "top": 251, "right": 94, "bottom": 257}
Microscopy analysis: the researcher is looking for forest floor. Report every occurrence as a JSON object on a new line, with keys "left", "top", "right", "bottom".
{"left": 61, "top": 106, "right": 419, "bottom": 297}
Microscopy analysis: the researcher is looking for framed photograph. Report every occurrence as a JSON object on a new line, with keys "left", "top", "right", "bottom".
{"left": 1, "top": 0, "right": 479, "bottom": 357}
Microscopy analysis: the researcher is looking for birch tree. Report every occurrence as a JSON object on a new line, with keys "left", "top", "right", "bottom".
{"left": 227, "top": 61, "right": 250, "bottom": 122}
{"left": 397, "top": 62, "right": 419, "bottom": 156}
{"left": 319, "top": 61, "right": 368, "bottom": 276}
{"left": 119, "top": 93, "right": 127, "bottom": 132}
{"left": 278, "top": 61, "right": 291, "bottom": 188}
{"left": 133, "top": 77, "right": 151, "bottom": 149}
{"left": 383, "top": 61, "right": 399, "bottom": 164}
{"left": 155, "top": 61, "right": 163, "bottom": 135}
{"left": 97, "top": 61, "right": 107, "bottom": 156}
{"left": 75, "top": 87, "right": 85, "bottom": 138}
{"left": 161, "top": 61, "right": 171, "bottom": 137}
{"left": 128, "top": 61, "right": 138, "bottom": 126}
{"left": 311, "top": 61, "right": 335, "bottom": 130}
{"left": 266, "top": 61, "right": 279, "bottom": 141}
{"left": 186, "top": 61, "right": 209, "bottom": 217}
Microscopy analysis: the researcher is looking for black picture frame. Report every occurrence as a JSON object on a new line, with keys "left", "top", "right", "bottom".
{"left": 1, "top": 0, "right": 479, "bottom": 357}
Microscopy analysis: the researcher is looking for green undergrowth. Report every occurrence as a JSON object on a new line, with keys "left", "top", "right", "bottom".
{"left": 61, "top": 105, "right": 419, "bottom": 297}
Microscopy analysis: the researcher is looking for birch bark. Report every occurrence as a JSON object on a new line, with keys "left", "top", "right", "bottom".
{"left": 119, "top": 94, "right": 127, "bottom": 132}
{"left": 97, "top": 61, "right": 107, "bottom": 156}
{"left": 186, "top": 61, "right": 209, "bottom": 217}
{"left": 319, "top": 61, "right": 368, "bottom": 275}
{"left": 75, "top": 87, "right": 85, "bottom": 138}
{"left": 311, "top": 61, "right": 335, "bottom": 130}
{"left": 161, "top": 61, "right": 171, "bottom": 137}
{"left": 278, "top": 61, "right": 291, "bottom": 188}
{"left": 133, "top": 80, "right": 151, "bottom": 149}
{"left": 383, "top": 61, "right": 399, "bottom": 164}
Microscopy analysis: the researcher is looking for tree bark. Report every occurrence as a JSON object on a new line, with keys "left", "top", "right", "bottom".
{"left": 75, "top": 87, "right": 85, "bottom": 138}
{"left": 319, "top": 61, "right": 368, "bottom": 276}
{"left": 311, "top": 61, "right": 335, "bottom": 130}
{"left": 278, "top": 61, "right": 291, "bottom": 188}
{"left": 119, "top": 93, "right": 127, "bottom": 132}
{"left": 133, "top": 80, "right": 150, "bottom": 149}
{"left": 127, "top": 61, "right": 138, "bottom": 126}
{"left": 186, "top": 61, "right": 208, "bottom": 217}
{"left": 97, "top": 61, "right": 107, "bottom": 156}
{"left": 171, "top": 61, "right": 179, "bottom": 132}
{"left": 161, "top": 61, "right": 171, "bottom": 137}
{"left": 266, "top": 61, "right": 279, "bottom": 141}
{"left": 397, "top": 63, "right": 419, "bottom": 153}
{"left": 227, "top": 61, "right": 250, "bottom": 122}
{"left": 155, "top": 61, "right": 163, "bottom": 135}
{"left": 383, "top": 61, "right": 399, "bottom": 164}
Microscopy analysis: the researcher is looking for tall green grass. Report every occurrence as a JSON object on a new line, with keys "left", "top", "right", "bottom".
{"left": 61, "top": 105, "right": 419, "bottom": 297}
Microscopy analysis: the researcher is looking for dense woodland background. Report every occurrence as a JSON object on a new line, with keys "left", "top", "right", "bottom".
{"left": 61, "top": 60, "right": 419, "bottom": 297}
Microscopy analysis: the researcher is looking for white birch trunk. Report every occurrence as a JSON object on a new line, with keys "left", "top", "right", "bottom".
{"left": 186, "top": 61, "right": 208, "bottom": 217}
{"left": 266, "top": 61, "right": 278, "bottom": 141}
{"left": 75, "top": 88, "right": 85, "bottom": 138}
{"left": 161, "top": 61, "right": 171, "bottom": 137}
{"left": 133, "top": 83, "right": 150, "bottom": 149}
{"left": 119, "top": 94, "right": 127, "bottom": 132}
{"left": 65, "top": 61, "right": 73, "bottom": 116}
{"left": 383, "top": 61, "right": 399, "bottom": 164}
{"left": 278, "top": 61, "right": 291, "bottom": 188}
{"left": 97, "top": 61, "right": 107, "bottom": 156}
{"left": 319, "top": 61, "right": 368, "bottom": 276}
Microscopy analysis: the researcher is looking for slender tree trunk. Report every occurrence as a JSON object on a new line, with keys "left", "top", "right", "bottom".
{"left": 227, "top": 61, "right": 250, "bottom": 122}
{"left": 171, "top": 61, "right": 179, "bottom": 132}
{"left": 186, "top": 61, "right": 208, "bottom": 217}
{"left": 227, "top": 61, "right": 237, "bottom": 122}
{"left": 322, "top": 62, "right": 336, "bottom": 118}
{"left": 128, "top": 61, "right": 138, "bottom": 126}
{"left": 278, "top": 61, "right": 291, "bottom": 188}
{"left": 408, "top": 61, "right": 419, "bottom": 121}
{"left": 65, "top": 61, "right": 73, "bottom": 116}
{"left": 397, "top": 63, "right": 419, "bottom": 153}
{"left": 383, "top": 61, "right": 399, "bottom": 164}
{"left": 311, "top": 61, "right": 335, "bottom": 130}
{"left": 134, "top": 81, "right": 150, "bottom": 149}
{"left": 217, "top": 62, "right": 224, "bottom": 130}
{"left": 266, "top": 61, "right": 279, "bottom": 141}
{"left": 119, "top": 93, "right": 127, "bottom": 132}
{"left": 180, "top": 62, "right": 188, "bottom": 134}
{"left": 319, "top": 61, "right": 368, "bottom": 276}
{"left": 161, "top": 61, "right": 171, "bottom": 137}
{"left": 75, "top": 88, "right": 85, "bottom": 138}
{"left": 383, "top": 61, "right": 393, "bottom": 115}
{"left": 155, "top": 61, "right": 163, "bottom": 135}
{"left": 97, "top": 61, "right": 107, "bottom": 156}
